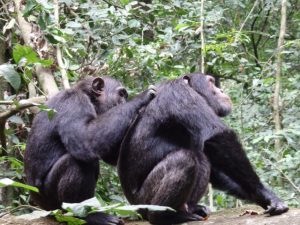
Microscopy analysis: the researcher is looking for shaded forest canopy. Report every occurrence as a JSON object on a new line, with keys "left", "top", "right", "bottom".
{"left": 0, "top": 0, "right": 299, "bottom": 222}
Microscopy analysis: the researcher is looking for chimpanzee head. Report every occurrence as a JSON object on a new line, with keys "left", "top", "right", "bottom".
{"left": 77, "top": 76, "right": 128, "bottom": 114}
{"left": 183, "top": 73, "right": 232, "bottom": 117}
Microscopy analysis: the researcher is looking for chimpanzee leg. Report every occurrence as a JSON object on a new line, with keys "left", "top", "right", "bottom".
{"left": 43, "top": 154, "right": 98, "bottom": 208}
{"left": 187, "top": 153, "right": 211, "bottom": 218}
{"left": 204, "top": 130, "right": 288, "bottom": 215}
{"left": 42, "top": 154, "right": 123, "bottom": 225}
{"left": 136, "top": 150, "right": 209, "bottom": 225}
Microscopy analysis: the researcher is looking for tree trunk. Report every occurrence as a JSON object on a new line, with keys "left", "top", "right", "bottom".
{"left": 273, "top": 0, "right": 287, "bottom": 160}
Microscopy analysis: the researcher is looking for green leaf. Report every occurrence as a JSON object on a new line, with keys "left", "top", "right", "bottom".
{"left": 23, "top": 0, "right": 38, "bottom": 17}
{"left": 3, "top": 19, "right": 16, "bottom": 33}
{"left": 175, "top": 23, "right": 190, "bottom": 31}
{"left": 62, "top": 197, "right": 102, "bottom": 218}
{"left": 13, "top": 44, "right": 36, "bottom": 64}
{"left": 13, "top": 45, "right": 54, "bottom": 67}
{"left": 38, "top": 14, "right": 47, "bottom": 30}
{"left": 0, "top": 64, "right": 21, "bottom": 90}
{"left": 45, "top": 34, "right": 59, "bottom": 44}
{"left": 116, "top": 205, "right": 176, "bottom": 212}
{"left": 0, "top": 178, "right": 39, "bottom": 192}
{"left": 51, "top": 210, "right": 86, "bottom": 225}
{"left": 128, "top": 19, "right": 140, "bottom": 28}
{"left": 52, "top": 34, "right": 67, "bottom": 43}
{"left": 124, "top": 48, "right": 133, "bottom": 58}
{"left": 66, "top": 21, "right": 82, "bottom": 28}
{"left": 120, "top": 0, "right": 129, "bottom": 5}
{"left": 38, "top": 105, "right": 56, "bottom": 120}
{"left": 36, "top": 0, "right": 53, "bottom": 10}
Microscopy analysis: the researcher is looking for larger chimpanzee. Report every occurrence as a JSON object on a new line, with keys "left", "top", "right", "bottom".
{"left": 118, "top": 72, "right": 288, "bottom": 225}
{"left": 24, "top": 76, "right": 155, "bottom": 225}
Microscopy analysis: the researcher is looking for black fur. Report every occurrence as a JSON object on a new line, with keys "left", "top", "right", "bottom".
{"left": 118, "top": 72, "right": 288, "bottom": 225}
{"left": 24, "top": 76, "right": 155, "bottom": 225}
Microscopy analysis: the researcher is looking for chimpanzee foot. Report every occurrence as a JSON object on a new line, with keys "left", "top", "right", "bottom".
{"left": 264, "top": 200, "right": 289, "bottom": 216}
{"left": 86, "top": 212, "right": 124, "bottom": 225}
{"left": 191, "top": 204, "right": 211, "bottom": 219}
{"left": 149, "top": 211, "right": 204, "bottom": 225}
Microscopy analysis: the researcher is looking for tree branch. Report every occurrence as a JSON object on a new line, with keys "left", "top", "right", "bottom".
{"left": 0, "top": 97, "right": 46, "bottom": 120}
{"left": 0, "top": 96, "right": 46, "bottom": 152}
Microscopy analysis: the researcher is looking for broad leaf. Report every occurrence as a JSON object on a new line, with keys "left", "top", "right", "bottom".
{"left": 13, "top": 44, "right": 53, "bottom": 66}
{"left": 62, "top": 197, "right": 102, "bottom": 218}
{"left": 51, "top": 210, "right": 86, "bottom": 225}
{"left": 0, "top": 178, "right": 39, "bottom": 192}
{"left": 0, "top": 64, "right": 21, "bottom": 90}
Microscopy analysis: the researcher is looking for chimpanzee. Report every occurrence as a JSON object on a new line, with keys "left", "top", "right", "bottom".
{"left": 117, "top": 72, "right": 288, "bottom": 225}
{"left": 24, "top": 76, "right": 156, "bottom": 225}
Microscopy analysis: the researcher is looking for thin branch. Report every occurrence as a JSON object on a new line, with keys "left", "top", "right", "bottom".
{"left": 0, "top": 205, "right": 44, "bottom": 218}
{"left": 255, "top": 9, "right": 271, "bottom": 49}
{"left": 234, "top": 0, "right": 259, "bottom": 44}
{"left": 199, "top": 0, "right": 205, "bottom": 73}
{"left": 250, "top": 6, "right": 263, "bottom": 68}
{"left": 0, "top": 97, "right": 46, "bottom": 120}
{"left": 0, "top": 101, "right": 14, "bottom": 105}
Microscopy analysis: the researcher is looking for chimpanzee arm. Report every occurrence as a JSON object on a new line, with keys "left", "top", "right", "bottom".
{"left": 210, "top": 167, "right": 250, "bottom": 200}
{"left": 204, "top": 130, "right": 288, "bottom": 215}
{"left": 57, "top": 90, "right": 153, "bottom": 163}
{"left": 56, "top": 92, "right": 100, "bottom": 162}
{"left": 86, "top": 96, "right": 149, "bottom": 161}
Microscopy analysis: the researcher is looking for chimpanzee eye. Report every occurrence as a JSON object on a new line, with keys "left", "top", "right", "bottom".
{"left": 118, "top": 88, "right": 128, "bottom": 99}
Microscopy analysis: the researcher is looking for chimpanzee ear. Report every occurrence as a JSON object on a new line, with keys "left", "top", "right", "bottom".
{"left": 92, "top": 77, "right": 104, "bottom": 96}
{"left": 183, "top": 75, "right": 190, "bottom": 85}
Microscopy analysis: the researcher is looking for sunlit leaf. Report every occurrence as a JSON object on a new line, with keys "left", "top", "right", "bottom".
{"left": 0, "top": 178, "right": 39, "bottom": 192}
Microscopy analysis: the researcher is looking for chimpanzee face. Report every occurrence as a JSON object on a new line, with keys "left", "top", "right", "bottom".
{"left": 91, "top": 77, "right": 128, "bottom": 114}
{"left": 184, "top": 73, "right": 232, "bottom": 117}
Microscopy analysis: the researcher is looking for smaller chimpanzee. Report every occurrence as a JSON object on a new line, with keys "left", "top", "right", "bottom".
{"left": 118, "top": 72, "right": 288, "bottom": 225}
{"left": 24, "top": 76, "right": 155, "bottom": 225}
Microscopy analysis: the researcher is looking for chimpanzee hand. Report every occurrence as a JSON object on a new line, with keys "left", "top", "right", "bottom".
{"left": 86, "top": 212, "right": 124, "bottom": 225}
{"left": 148, "top": 85, "right": 157, "bottom": 99}
{"left": 135, "top": 85, "right": 157, "bottom": 107}
{"left": 264, "top": 198, "right": 289, "bottom": 216}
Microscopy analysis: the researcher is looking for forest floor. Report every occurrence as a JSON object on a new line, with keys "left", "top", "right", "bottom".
{"left": 0, "top": 205, "right": 299, "bottom": 225}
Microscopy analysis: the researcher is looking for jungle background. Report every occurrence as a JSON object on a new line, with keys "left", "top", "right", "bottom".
{"left": 0, "top": 0, "right": 299, "bottom": 219}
